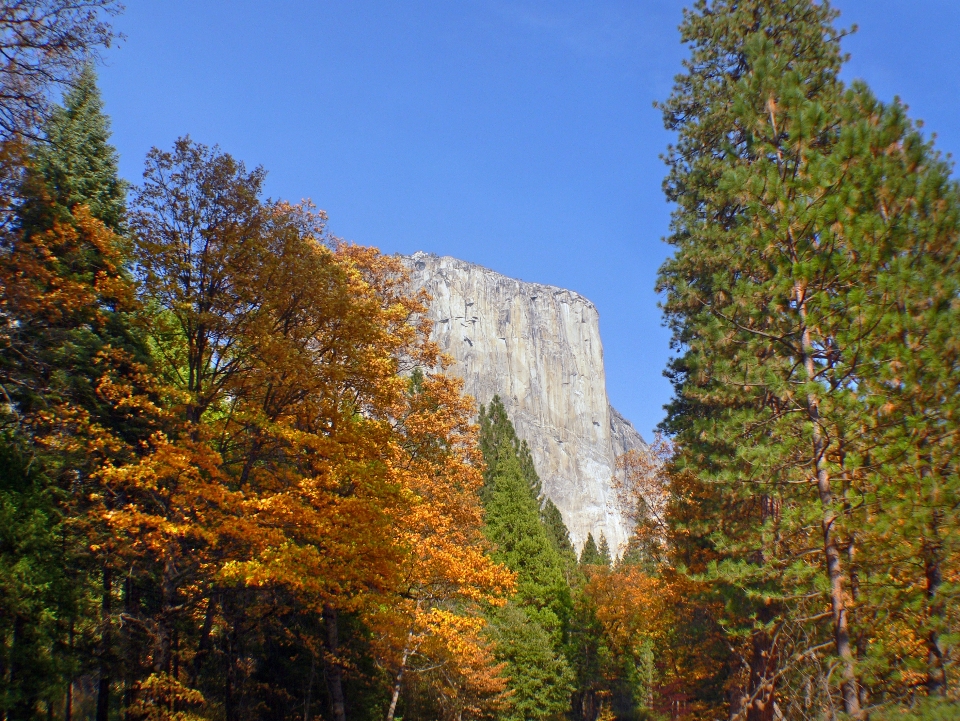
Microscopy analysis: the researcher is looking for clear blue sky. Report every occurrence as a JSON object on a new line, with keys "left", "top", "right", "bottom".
{"left": 96, "top": 1, "right": 960, "bottom": 439}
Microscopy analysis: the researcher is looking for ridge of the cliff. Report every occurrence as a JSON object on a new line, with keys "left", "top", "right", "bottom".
{"left": 401, "top": 251, "right": 646, "bottom": 554}
{"left": 407, "top": 251, "right": 599, "bottom": 313}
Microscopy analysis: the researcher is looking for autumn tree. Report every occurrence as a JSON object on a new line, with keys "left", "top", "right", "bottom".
{"left": 121, "top": 137, "right": 520, "bottom": 721}
{"left": 371, "top": 371, "right": 514, "bottom": 721}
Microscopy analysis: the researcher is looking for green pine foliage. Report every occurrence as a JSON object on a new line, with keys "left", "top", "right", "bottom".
{"left": 489, "top": 604, "right": 575, "bottom": 721}
{"left": 21, "top": 65, "right": 126, "bottom": 234}
{"left": 483, "top": 436, "right": 571, "bottom": 634}
{"left": 479, "top": 396, "right": 542, "bottom": 500}
{"left": 541, "top": 497, "right": 579, "bottom": 580}
{"left": 579, "top": 533, "right": 600, "bottom": 566}
{"left": 479, "top": 398, "right": 577, "bottom": 718}
{"left": 596, "top": 535, "right": 611, "bottom": 567}
{"left": 657, "top": 0, "right": 960, "bottom": 717}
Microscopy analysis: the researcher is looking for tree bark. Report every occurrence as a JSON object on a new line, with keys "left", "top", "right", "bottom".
{"left": 323, "top": 604, "right": 347, "bottom": 721}
{"left": 155, "top": 549, "right": 177, "bottom": 675}
{"left": 386, "top": 632, "right": 416, "bottom": 721}
{"left": 797, "top": 283, "right": 861, "bottom": 719}
{"left": 925, "top": 494, "right": 946, "bottom": 696}
{"left": 745, "top": 620, "right": 776, "bottom": 721}
{"left": 191, "top": 591, "right": 218, "bottom": 682}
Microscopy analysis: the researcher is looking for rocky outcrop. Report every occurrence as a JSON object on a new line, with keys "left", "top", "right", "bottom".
{"left": 402, "top": 252, "right": 647, "bottom": 554}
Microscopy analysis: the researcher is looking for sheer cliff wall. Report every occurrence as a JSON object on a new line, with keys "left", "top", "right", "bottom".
{"left": 402, "top": 252, "right": 646, "bottom": 553}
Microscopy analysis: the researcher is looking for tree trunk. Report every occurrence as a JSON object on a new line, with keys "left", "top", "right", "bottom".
{"left": 386, "top": 632, "right": 415, "bottom": 721}
{"left": 66, "top": 621, "right": 75, "bottom": 721}
{"left": 925, "top": 497, "right": 946, "bottom": 696}
{"left": 745, "top": 627, "right": 775, "bottom": 721}
{"left": 797, "top": 283, "right": 861, "bottom": 719}
{"left": 155, "top": 549, "right": 177, "bottom": 675}
{"left": 191, "top": 592, "right": 218, "bottom": 682}
{"left": 323, "top": 604, "right": 347, "bottom": 721}
{"left": 96, "top": 565, "right": 112, "bottom": 721}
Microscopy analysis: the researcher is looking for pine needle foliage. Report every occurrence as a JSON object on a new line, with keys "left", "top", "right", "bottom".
{"left": 657, "top": 1, "right": 960, "bottom": 718}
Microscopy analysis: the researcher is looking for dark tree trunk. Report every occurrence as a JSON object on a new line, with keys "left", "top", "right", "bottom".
{"left": 745, "top": 629, "right": 775, "bottom": 721}
{"left": 155, "top": 549, "right": 177, "bottom": 675}
{"left": 191, "top": 592, "right": 218, "bottom": 682}
{"left": 97, "top": 565, "right": 112, "bottom": 721}
{"left": 925, "top": 506, "right": 946, "bottom": 696}
{"left": 323, "top": 604, "right": 347, "bottom": 721}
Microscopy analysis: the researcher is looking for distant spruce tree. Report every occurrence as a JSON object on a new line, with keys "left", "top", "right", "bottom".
{"left": 578, "top": 533, "right": 600, "bottom": 567}
{"left": 479, "top": 396, "right": 541, "bottom": 500}
{"left": 596, "top": 534, "right": 611, "bottom": 567}
{"left": 484, "top": 450, "right": 571, "bottom": 632}
{"left": 481, "top": 396, "right": 579, "bottom": 572}
{"left": 541, "top": 497, "right": 579, "bottom": 578}
{"left": 21, "top": 64, "right": 126, "bottom": 234}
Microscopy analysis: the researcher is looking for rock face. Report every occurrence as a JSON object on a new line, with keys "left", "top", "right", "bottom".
{"left": 402, "top": 252, "right": 646, "bottom": 554}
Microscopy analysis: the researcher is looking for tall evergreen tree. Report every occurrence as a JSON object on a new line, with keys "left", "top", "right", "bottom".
{"left": 484, "top": 451, "right": 570, "bottom": 633}
{"left": 596, "top": 534, "right": 611, "bottom": 567}
{"left": 657, "top": 1, "right": 960, "bottom": 718}
{"left": 21, "top": 65, "right": 126, "bottom": 235}
{"left": 0, "top": 67, "right": 141, "bottom": 720}
{"left": 479, "top": 399, "right": 574, "bottom": 718}
{"left": 579, "top": 534, "right": 601, "bottom": 567}
{"left": 479, "top": 396, "right": 542, "bottom": 500}
{"left": 488, "top": 605, "right": 575, "bottom": 721}
{"left": 542, "top": 497, "right": 579, "bottom": 579}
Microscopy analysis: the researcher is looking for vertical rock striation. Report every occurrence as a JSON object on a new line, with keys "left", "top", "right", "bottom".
{"left": 402, "top": 252, "right": 646, "bottom": 553}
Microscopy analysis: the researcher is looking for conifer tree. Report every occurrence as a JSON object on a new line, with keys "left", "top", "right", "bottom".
{"left": 542, "top": 497, "right": 578, "bottom": 578}
{"left": 488, "top": 605, "right": 574, "bottom": 721}
{"left": 657, "top": 0, "right": 960, "bottom": 717}
{"left": 479, "top": 399, "right": 574, "bottom": 718}
{"left": 479, "top": 396, "right": 541, "bottom": 500}
{"left": 484, "top": 452, "right": 570, "bottom": 632}
{"left": 596, "top": 534, "right": 611, "bottom": 567}
{"left": 0, "top": 67, "right": 140, "bottom": 720}
{"left": 579, "top": 534, "right": 600, "bottom": 567}
{"left": 21, "top": 65, "right": 126, "bottom": 234}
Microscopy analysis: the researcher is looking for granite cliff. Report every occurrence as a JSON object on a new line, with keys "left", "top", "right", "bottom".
{"left": 402, "top": 252, "right": 646, "bottom": 554}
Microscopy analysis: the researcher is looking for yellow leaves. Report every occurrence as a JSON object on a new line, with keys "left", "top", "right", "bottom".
{"left": 127, "top": 673, "right": 205, "bottom": 721}
{"left": 362, "top": 369, "right": 514, "bottom": 714}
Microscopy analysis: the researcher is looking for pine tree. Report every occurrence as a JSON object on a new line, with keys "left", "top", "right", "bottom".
{"left": 0, "top": 67, "right": 140, "bottom": 720}
{"left": 488, "top": 605, "right": 574, "bottom": 721}
{"left": 596, "top": 534, "right": 611, "bottom": 567}
{"left": 657, "top": 0, "right": 960, "bottom": 717}
{"left": 579, "top": 534, "right": 600, "bottom": 567}
{"left": 479, "top": 396, "right": 541, "bottom": 500}
{"left": 484, "top": 451, "right": 570, "bottom": 633}
{"left": 541, "top": 498, "right": 578, "bottom": 579}
{"left": 21, "top": 65, "right": 126, "bottom": 234}
{"left": 479, "top": 399, "right": 575, "bottom": 718}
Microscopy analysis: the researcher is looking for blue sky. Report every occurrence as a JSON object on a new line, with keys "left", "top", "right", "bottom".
{"left": 96, "top": 1, "right": 960, "bottom": 439}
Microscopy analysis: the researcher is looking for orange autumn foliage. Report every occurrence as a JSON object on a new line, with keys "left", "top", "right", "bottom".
{"left": 106, "top": 139, "right": 515, "bottom": 713}
{"left": 369, "top": 371, "right": 515, "bottom": 720}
